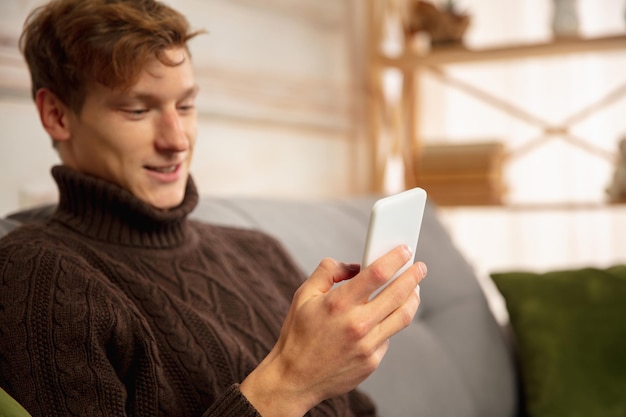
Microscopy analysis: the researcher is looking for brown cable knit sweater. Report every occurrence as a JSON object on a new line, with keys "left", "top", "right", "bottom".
{"left": 0, "top": 166, "right": 376, "bottom": 417}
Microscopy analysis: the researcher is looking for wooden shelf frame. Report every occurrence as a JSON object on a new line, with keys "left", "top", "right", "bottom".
{"left": 439, "top": 201, "right": 626, "bottom": 212}
{"left": 381, "top": 34, "right": 626, "bottom": 67}
{"left": 367, "top": 0, "right": 626, "bottom": 207}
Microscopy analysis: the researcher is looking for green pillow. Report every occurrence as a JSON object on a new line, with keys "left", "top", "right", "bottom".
{"left": 0, "top": 387, "right": 31, "bottom": 417}
{"left": 491, "top": 265, "right": 626, "bottom": 417}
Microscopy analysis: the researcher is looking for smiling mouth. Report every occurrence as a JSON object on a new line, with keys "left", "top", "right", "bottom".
{"left": 145, "top": 164, "right": 178, "bottom": 174}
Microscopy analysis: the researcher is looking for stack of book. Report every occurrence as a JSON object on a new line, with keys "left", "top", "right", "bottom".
{"left": 414, "top": 141, "right": 506, "bottom": 206}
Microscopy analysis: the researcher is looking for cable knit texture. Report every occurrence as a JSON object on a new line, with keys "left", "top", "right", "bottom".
{"left": 0, "top": 166, "right": 376, "bottom": 417}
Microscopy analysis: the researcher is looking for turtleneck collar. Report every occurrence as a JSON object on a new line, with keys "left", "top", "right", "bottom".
{"left": 50, "top": 165, "right": 199, "bottom": 248}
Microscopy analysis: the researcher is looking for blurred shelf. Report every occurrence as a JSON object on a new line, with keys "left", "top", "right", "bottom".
{"left": 379, "top": 34, "right": 626, "bottom": 67}
{"left": 367, "top": 0, "right": 626, "bottom": 207}
{"left": 437, "top": 201, "right": 626, "bottom": 211}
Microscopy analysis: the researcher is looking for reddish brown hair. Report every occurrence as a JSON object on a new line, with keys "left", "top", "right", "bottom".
{"left": 19, "top": 0, "right": 204, "bottom": 112}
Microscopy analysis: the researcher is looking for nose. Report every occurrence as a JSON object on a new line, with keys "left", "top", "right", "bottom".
{"left": 155, "top": 109, "right": 189, "bottom": 153}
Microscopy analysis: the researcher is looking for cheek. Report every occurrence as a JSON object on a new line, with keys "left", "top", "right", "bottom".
{"left": 186, "top": 120, "right": 198, "bottom": 147}
{"left": 186, "top": 117, "right": 197, "bottom": 136}
{"left": 116, "top": 123, "right": 156, "bottom": 155}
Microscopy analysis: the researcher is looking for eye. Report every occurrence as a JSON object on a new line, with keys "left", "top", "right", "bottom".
{"left": 126, "top": 109, "right": 148, "bottom": 116}
{"left": 122, "top": 108, "right": 149, "bottom": 119}
{"left": 177, "top": 101, "right": 195, "bottom": 113}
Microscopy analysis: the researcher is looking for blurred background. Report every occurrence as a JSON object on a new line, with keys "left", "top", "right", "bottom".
{"left": 0, "top": 0, "right": 371, "bottom": 209}
{"left": 1, "top": 0, "right": 625, "bottom": 315}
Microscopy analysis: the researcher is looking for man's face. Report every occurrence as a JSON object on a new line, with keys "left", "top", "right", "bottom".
{"left": 62, "top": 47, "right": 198, "bottom": 209}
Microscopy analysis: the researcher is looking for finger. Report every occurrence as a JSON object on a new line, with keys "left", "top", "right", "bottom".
{"left": 341, "top": 245, "right": 413, "bottom": 303}
{"left": 367, "top": 261, "right": 426, "bottom": 321}
{"left": 369, "top": 278, "right": 422, "bottom": 343}
{"left": 370, "top": 337, "right": 391, "bottom": 371}
{"left": 298, "top": 258, "right": 358, "bottom": 300}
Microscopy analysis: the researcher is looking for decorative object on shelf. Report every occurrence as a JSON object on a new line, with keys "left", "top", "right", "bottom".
{"left": 406, "top": 0, "right": 470, "bottom": 47}
{"left": 414, "top": 141, "right": 506, "bottom": 206}
{"left": 606, "top": 137, "right": 626, "bottom": 203}
{"left": 551, "top": 0, "right": 580, "bottom": 39}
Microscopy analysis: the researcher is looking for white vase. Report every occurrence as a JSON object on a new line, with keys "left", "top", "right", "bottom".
{"left": 552, "top": 0, "right": 579, "bottom": 38}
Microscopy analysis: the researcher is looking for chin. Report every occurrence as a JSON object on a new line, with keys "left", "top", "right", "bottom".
{"left": 143, "top": 187, "right": 186, "bottom": 210}
{"left": 154, "top": 194, "right": 185, "bottom": 210}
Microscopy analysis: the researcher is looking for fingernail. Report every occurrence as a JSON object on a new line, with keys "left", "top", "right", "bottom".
{"left": 415, "top": 284, "right": 421, "bottom": 296}
{"left": 417, "top": 262, "right": 427, "bottom": 277}
{"left": 345, "top": 263, "right": 361, "bottom": 272}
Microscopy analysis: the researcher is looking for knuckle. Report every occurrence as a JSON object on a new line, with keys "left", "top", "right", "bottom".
{"left": 326, "top": 295, "right": 347, "bottom": 315}
{"left": 345, "top": 317, "right": 370, "bottom": 341}
{"left": 353, "top": 339, "right": 373, "bottom": 359}
{"left": 357, "top": 343, "right": 383, "bottom": 374}
{"left": 362, "top": 354, "right": 380, "bottom": 375}
{"left": 398, "top": 293, "right": 420, "bottom": 327}
{"left": 397, "top": 307, "right": 414, "bottom": 328}
{"left": 368, "top": 263, "right": 388, "bottom": 287}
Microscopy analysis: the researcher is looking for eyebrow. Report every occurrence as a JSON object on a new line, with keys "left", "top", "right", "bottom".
{"left": 113, "top": 85, "right": 200, "bottom": 105}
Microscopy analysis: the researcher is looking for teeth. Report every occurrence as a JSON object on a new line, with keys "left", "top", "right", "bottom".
{"left": 150, "top": 165, "right": 176, "bottom": 173}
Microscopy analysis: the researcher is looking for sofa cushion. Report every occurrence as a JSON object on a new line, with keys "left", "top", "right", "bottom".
{"left": 191, "top": 197, "right": 372, "bottom": 275}
{"left": 492, "top": 265, "right": 626, "bottom": 417}
{"left": 0, "top": 218, "right": 19, "bottom": 238}
{"left": 192, "top": 197, "right": 517, "bottom": 417}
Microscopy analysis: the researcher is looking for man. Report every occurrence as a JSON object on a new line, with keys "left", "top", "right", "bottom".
{"left": 0, "top": 0, "right": 427, "bottom": 416}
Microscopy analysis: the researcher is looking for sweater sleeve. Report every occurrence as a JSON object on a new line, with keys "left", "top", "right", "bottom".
{"left": 0, "top": 239, "right": 263, "bottom": 417}
{"left": 201, "top": 384, "right": 260, "bottom": 417}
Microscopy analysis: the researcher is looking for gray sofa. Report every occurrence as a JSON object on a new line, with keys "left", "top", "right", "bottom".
{"left": 0, "top": 195, "right": 519, "bottom": 417}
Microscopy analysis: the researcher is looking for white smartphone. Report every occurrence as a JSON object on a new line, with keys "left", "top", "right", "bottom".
{"left": 362, "top": 187, "right": 427, "bottom": 299}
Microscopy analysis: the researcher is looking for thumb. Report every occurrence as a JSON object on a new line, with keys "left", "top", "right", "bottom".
{"left": 300, "top": 258, "right": 359, "bottom": 298}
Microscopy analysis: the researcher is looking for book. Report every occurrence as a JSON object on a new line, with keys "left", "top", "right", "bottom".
{"left": 414, "top": 141, "right": 506, "bottom": 206}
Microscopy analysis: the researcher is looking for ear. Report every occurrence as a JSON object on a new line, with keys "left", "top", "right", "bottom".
{"left": 35, "top": 88, "right": 72, "bottom": 142}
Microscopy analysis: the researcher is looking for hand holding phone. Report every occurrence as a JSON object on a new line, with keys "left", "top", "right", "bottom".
{"left": 362, "top": 187, "right": 427, "bottom": 299}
